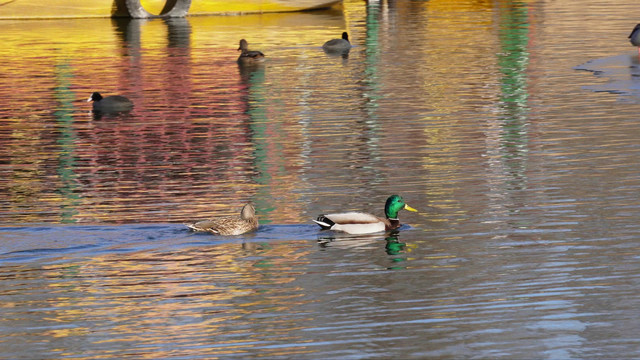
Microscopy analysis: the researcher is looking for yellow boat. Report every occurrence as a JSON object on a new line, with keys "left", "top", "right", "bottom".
{"left": 0, "top": 0, "right": 342, "bottom": 19}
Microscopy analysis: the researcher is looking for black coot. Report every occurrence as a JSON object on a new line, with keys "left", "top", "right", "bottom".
{"left": 88, "top": 92, "right": 133, "bottom": 113}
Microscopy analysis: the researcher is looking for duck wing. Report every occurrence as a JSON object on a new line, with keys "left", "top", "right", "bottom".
{"left": 242, "top": 50, "right": 264, "bottom": 58}
{"left": 323, "top": 212, "right": 381, "bottom": 224}
{"left": 185, "top": 216, "right": 257, "bottom": 235}
{"left": 185, "top": 218, "right": 224, "bottom": 232}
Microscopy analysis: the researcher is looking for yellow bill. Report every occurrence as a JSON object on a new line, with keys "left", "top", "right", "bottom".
{"left": 404, "top": 204, "right": 417, "bottom": 212}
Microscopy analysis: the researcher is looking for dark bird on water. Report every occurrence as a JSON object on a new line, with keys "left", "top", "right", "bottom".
{"left": 237, "top": 39, "right": 265, "bottom": 64}
{"left": 322, "top": 32, "right": 351, "bottom": 54}
{"left": 87, "top": 92, "right": 133, "bottom": 113}
{"left": 629, "top": 24, "right": 640, "bottom": 55}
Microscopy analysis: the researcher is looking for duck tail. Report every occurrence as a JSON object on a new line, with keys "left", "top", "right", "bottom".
{"left": 184, "top": 223, "right": 199, "bottom": 231}
{"left": 312, "top": 215, "right": 335, "bottom": 230}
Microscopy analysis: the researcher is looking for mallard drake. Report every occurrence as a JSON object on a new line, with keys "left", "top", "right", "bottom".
{"left": 630, "top": 24, "right": 640, "bottom": 55}
{"left": 185, "top": 203, "right": 258, "bottom": 235}
{"left": 313, "top": 195, "right": 417, "bottom": 235}
{"left": 237, "top": 39, "right": 265, "bottom": 64}
{"left": 87, "top": 92, "right": 133, "bottom": 113}
{"left": 322, "top": 32, "right": 351, "bottom": 53}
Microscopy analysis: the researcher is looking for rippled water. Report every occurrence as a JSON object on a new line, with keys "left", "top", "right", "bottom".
{"left": 2, "top": 0, "right": 640, "bottom": 358}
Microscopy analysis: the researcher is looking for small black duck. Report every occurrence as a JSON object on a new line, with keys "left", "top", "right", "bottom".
{"left": 322, "top": 32, "right": 351, "bottom": 54}
{"left": 630, "top": 24, "right": 640, "bottom": 55}
{"left": 87, "top": 92, "right": 133, "bottom": 113}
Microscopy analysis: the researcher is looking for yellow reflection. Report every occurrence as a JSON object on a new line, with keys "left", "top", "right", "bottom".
{"left": 0, "top": 11, "right": 350, "bottom": 224}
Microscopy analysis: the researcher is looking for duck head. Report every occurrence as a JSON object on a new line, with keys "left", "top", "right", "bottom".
{"left": 238, "top": 39, "right": 249, "bottom": 52}
{"left": 241, "top": 203, "right": 256, "bottom": 220}
{"left": 87, "top": 92, "right": 103, "bottom": 102}
{"left": 384, "top": 195, "right": 417, "bottom": 219}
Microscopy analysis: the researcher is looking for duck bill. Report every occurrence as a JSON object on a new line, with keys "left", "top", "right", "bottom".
{"left": 404, "top": 204, "right": 417, "bottom": 212}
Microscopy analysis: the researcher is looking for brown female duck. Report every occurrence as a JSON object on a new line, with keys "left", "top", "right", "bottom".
{"left": 186, "top": 203, "right": 258, "bottom": 235}
{"left": 237, "top": 39, "right": 265, "bottom": 64}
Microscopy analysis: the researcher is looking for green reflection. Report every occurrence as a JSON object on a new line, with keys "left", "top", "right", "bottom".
{"left": 385, "top": 232, "right": 409, "bottom": 269}
{"left": 242, "top": 64, "right": 277, "bottom": 222}
{"left": 498, "top": 3, "right": 530, "bottom": 188}
{"left": 364, "top": 1, "right": 382, "bottom": 110}
{"left": 385, "top": 233, "right": 405, "bottom": 256}
{"left": 53, "top": 61, "right": 81, "bottom": 223}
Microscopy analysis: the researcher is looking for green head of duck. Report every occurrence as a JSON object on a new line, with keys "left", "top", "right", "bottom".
{"left": 384, "top": 195, "right": 417, "bottom": 219}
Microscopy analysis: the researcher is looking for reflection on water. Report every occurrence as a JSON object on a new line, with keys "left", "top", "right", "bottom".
{"left": 3, "top": 0, "right": 640, "bottom": 358}
{"left": 0, "top": 225, "right": 316, "bottom": 359}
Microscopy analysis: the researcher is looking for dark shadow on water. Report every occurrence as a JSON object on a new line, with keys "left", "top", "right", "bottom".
{"left": 317, "top": 226, "right": 410, "bottom": 250}
{"left": 0, "top": 224, "right": 320, "bottom": 263}
{"left": 111, "top": 17, "right": 142, "bottom": 47}
{"left": 111, "top": 17, "right": 191, "bottom": 49}
{"left": 237, "top": 62, "right": 266, "bottom": 86}
{"left": 316, "top": 228, "right": 415, "bottom": 269}
{"left": 322, "top": 48, "right": 350, "bottom": 61}
{"left": 91, "top": 109, "right": 135, "bottom": 120}
{"left": 0, "top": 223, "right": 417, "bottom": 264}
{"left": 575, "top": 53, "right": 640, "bottom": 101}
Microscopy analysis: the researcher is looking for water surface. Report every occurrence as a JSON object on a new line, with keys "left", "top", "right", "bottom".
{"left": 2, "top": 0, "right": 640, "bottom": 358}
